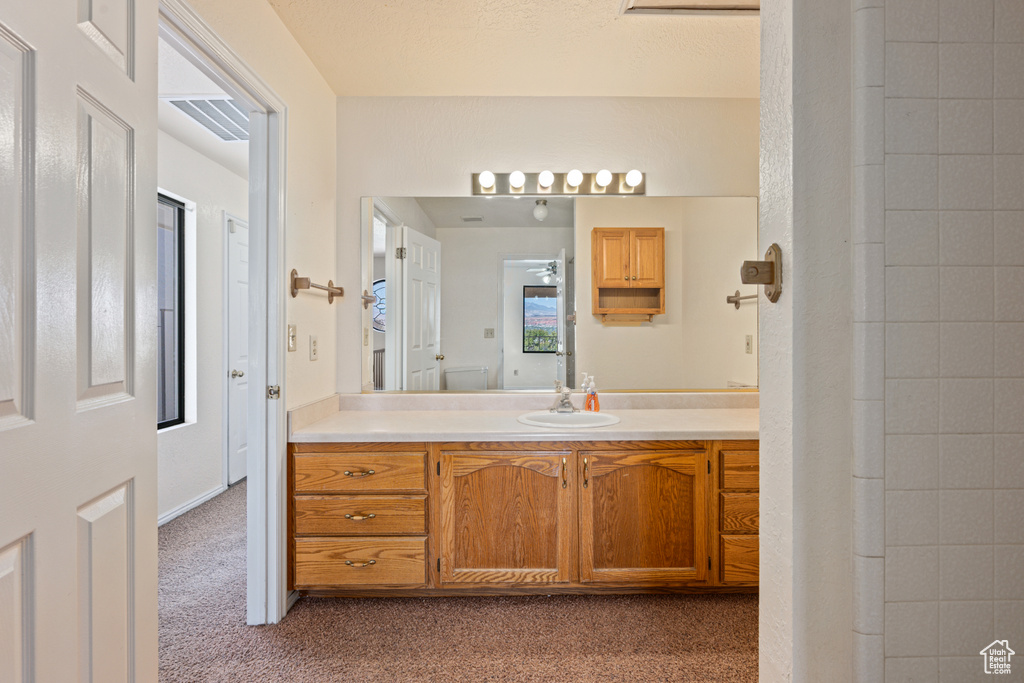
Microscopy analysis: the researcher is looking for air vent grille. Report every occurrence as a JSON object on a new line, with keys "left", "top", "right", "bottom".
{"left": 163, "top": 97, "right": 250, "bottom": 141}
{"left": 461, "top": 216, "right": 484, "bottom": 222}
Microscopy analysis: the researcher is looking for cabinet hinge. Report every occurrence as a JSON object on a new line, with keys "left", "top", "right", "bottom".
{"left": 708, "top": 556, "right": 712, "bottom": 570}
{"left": 437, "top": 558, "right": 441, "bottom": 573}
{"left": 267, "top": 385, "right": 280, "bottom": 399}
{"left": 707, "top": 460, "right": 710, "bottom": 474}
{"left": 396, "top": 247, "right": 407, "bottom": 259}
{"left": 437, "top": 461, "right": 441, "bottom": 476}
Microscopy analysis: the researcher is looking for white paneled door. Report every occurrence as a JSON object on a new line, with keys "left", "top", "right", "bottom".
{"left": 0, "top": 0, "right": 158, "bottom": 681}
{"left": 227, "top": 214, "right": 248, "bottom": 484}
{"left": 402, "top": 226, "right": 441, "bottom": 391}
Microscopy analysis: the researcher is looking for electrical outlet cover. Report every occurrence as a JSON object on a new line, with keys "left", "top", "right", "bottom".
{"left": 309, "top": 334, "right": 318, "bottom": 361}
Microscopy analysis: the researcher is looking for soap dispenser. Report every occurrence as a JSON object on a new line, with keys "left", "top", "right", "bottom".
{"left": 584, "top": 375, "right": 600, "bottom": 412}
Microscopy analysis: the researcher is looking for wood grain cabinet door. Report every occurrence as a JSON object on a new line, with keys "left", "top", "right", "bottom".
{"left": 630, "top": 228, "right": 665, "bottom": 288}
{"left": 592, "top": 228, "right": 631, "bottom": 288}
{"left": 440, "top": 449, "right": 574, "bottom": 584}
{"left": 579, "top": 449, "right": 708, "bottom": 584}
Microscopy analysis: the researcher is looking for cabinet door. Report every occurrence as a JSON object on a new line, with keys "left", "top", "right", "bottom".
{"left": 630, "top": 228, "right": 665, "bottom": 288}
{"left": 440, "top": 449, "right": 574, "bottom": 584}
{"left": 579, "top": 449, "right": 708, "bottom": 584}
{"left": 592, "top": 228, "right": 631, "bottom": 288}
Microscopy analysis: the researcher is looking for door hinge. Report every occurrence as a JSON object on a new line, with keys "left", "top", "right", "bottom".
{"left": 396, "top": 247, "right": 407, "bottom": 259}
{"left": 267, "top": 385, "right": 281, "bottom": 399}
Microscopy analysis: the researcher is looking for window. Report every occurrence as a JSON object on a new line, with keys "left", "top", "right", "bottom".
{"left": 523, "top": 285, "right": 557, "bottom": 353}
{"left": 157, "top": 194, "right": 185, "bottom": 428}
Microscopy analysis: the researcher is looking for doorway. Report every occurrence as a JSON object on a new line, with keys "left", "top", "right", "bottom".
{"left": 159, "top": 0, "right": 288, "bottom": 625}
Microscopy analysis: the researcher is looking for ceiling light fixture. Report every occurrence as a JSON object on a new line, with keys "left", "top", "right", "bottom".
{"left": 471, "top": 171, "right": 645, "bottom": 195}
{"left": 533, "top": 199, "right": 548, "bottom": 222}
{"left": 595, "top": 169, "right": 613, "bottom": 187}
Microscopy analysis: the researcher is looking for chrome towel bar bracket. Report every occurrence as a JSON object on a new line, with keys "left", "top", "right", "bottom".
{"left": 290, "top": 269, "right": 343, "bottom": 304}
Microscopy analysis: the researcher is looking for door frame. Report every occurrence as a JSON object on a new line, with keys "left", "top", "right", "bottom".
{"left": 159, "top": 0, "right": 288, "bottom": 625}
{"left": 222, "top": 211, "right": 247, "bottom": 487}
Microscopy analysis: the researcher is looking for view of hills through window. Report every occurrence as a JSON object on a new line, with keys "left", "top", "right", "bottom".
{"left": 523, "top": 286, "right": 557, "bottom": 353}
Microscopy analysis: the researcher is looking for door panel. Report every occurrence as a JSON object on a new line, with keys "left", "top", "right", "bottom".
{"left": 630, "top": 228, "right": 664, "bottom": 288}
{"left": 579, "top": 450, "right": 708, "bottom": 584}
{"left": 402, "top": 226, "right": 441, "bottom": 390}
{"left": 592, "top": 228, "right": 629, "bottom": 288}
{"left": 0, "top": 0, "right": 158, "bottom": 679}
{"left": 227, "top": 216, "right": 248, "bottom": 484}
{"left": 440, "top": 450, "right": 573, "bottom": 584}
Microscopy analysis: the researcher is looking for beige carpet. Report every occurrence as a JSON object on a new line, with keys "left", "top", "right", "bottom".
{"left": 159, "top": 480, "right": 758, "bottom": 682}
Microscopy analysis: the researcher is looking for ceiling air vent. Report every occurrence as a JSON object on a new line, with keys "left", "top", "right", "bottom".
{"left": 461, "top": 216, "right": 484, "bottom": 222}
{"left": 620, "top": 0, "right": 758, "bottom": 14}
{"left": 162, "top": 96, "right": 250, "bottom": 141}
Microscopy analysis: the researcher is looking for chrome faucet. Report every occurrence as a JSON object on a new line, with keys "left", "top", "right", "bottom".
{"left": 550, "top": 381, "right": 578, "bottom": 413}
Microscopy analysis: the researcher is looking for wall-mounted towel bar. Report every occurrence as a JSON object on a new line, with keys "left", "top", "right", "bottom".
{"left": 290, "top": 269, "right": 343, "bottom": 304}
{"left": 726, "top": 290, "right": 757, "bottom": 309}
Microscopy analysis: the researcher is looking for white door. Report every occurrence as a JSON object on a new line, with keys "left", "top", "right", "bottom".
{"left": 554, "top": 248, "right": 567, "bottom": 386}
{"left": 0, "top": 0, "right": 158, "bottom": 680}
{"left": 226, "top": 214, "right": 248, "bottom": 484}
{"left": 402, "top": 225, "right": 442, "bottom": 390}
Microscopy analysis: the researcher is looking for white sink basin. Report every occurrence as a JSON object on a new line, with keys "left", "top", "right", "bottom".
{"left": 517, "top": 411, "right": 620, "bottom": 429}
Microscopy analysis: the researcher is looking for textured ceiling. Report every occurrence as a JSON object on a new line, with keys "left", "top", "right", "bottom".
{"left": 266, "top": 0, "right": 759, "bottom": 97}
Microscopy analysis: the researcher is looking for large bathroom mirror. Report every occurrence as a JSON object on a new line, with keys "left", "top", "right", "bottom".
{"left": 361, "top": 195, "right": 758, "bottom": 392}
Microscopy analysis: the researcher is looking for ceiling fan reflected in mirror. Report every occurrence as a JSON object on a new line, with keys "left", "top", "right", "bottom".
{"left": 528, "top": 261, "right": 559, "bottom": 284}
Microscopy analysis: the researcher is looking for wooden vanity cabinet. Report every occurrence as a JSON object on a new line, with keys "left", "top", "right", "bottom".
{"left": 591, "top": 227, "right": 665, "bottom": 319}
{"left": 290, "top": 439, "right": 758, "bottom": 595}
{"left": 579, "top": 445, "right": 708, "bottom": 584}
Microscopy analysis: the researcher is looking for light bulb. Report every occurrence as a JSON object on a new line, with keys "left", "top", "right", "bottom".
{"left": 479, "top": 171, "right": 495, "bottom": 189}
{"left": 566, "top": 169, "right": 583, "bottom": 188}
{"left": 625, "top": 169, "right": 643, "bottom": 187}
{"left": 542, "top": 274, "right": 551, "bottom": 284}
{"left": 533, "top": 199, "right": 548, "bottom": 222}
{"left": 509, "top": 170, "right": 526, "bottom": 189}
{"left": 596, "top": 169, "right": 613, "bottom": 187}
{"left": 538, "top": 170, "right": 554, "bottom": 188}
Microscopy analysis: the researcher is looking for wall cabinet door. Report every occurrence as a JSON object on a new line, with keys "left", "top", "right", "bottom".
{"left": 579, "top": 449, "right": 708, "bottom": 584}
{"left": 439, "top": 449, "right": 574, "bottom": 584}
{"left": 630, "top": 228, "right": 665, "bottom": 288}
{"left": 592, "top": 228, "right": 631, "bottom": 288}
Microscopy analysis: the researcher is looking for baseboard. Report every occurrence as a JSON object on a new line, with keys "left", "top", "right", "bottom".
{"left": 158, "top": 484, "right": 228, "bottom": 526}
{"left": 286, "top": 590, "right": 300, "bottom": 614}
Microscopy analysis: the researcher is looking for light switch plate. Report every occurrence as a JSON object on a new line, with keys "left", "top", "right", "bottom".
{"left": 309, "top": 334, "right": 318, "bottom": 361}
{"left": 745, "top": 335, "right": 753, "bottom": 354}
{"left": 484, "top": 328, "right": 495, "bottom": 338}
{"left": 287, "top": 324, "right": 297, "bottom": 352}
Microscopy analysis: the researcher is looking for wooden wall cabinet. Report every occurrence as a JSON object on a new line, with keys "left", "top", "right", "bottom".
{"left": 591, "top": 227, "right": 665, "bottom": 320}
{"left": 289, "top": 439, "right": 758, "bottom": 595}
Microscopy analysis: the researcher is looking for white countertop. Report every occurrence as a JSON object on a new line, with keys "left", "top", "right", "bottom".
{"left": 289, "top": 408, "right": 759, "bottom": 443}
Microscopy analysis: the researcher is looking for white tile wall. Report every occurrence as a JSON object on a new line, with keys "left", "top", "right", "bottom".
{"left": 853, "top": 0, "right": 1024, "bottom": 677}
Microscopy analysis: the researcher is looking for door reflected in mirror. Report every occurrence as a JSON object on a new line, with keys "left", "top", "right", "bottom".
{"left": 363, "top": 195, "right": 757, "bottom": 393}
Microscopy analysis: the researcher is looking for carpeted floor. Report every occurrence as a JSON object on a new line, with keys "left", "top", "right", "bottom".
{"left": 159, "top": 480, "right": 758, "bottom": 682}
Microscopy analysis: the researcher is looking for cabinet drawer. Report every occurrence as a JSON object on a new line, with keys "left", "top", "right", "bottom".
{"left": 721, "top": 450, "right": 759, "bottom": 490}
{"left": 294, "top": 537, "right": 427, "bottom": 587}
{"left": 720, "top": 492, "right": 759, "bottom": 533}
{"left": 721, "top": 535, "right": 759, "bottom": 584}
{"left": 294, "top": 454, "right": 425, "bottom": 493}
{"left": 294, "top": 495, "right": 426, "bottom": 536}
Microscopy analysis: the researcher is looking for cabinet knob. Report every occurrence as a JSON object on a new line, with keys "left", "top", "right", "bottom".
{"left": 435, "top": 354, "right": 445, "bottom": 361}
{"left": 231, "top": 369, "right": 245, "bottom": 378}
{"left": 632, "top": 276, "right": 637, "bottom": 280}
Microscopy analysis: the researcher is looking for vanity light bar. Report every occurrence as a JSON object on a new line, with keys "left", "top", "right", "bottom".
{"left": 472, "top": 171, "right": 646, "bottom": 196}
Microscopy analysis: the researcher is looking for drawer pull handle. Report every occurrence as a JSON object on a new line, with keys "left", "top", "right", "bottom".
{"left": 583, "top": 457, "right": 590, "bottom": 489}
{"left": 561, "top": 457, "right": 567, "bottom": 489}
{"left": 344, "top": 513, "right": 376, "bottom": 521}
{"left": 344, "top": 559, "right": 376, "bottom": 568}
{"left": 343, "top": 469, "right": 375, "bottom": 477}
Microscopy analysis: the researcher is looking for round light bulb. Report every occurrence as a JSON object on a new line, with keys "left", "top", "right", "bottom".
{"left": 625, "top": 169, "right": 643, "bottom": 187}
{"left": 479, "top": 171, "right": 495, "bottom": 189}
{"left": 533, "top": 199, "right": 548, "bottom": 221}
{"left": 509, "top": 170, "right": 526, "bottom": 189}
{"left": 542, "top": 274, "right": 551, "bottom": 284}
{"left": 566, "top": 169, "right": 584, "bottom": 188}
{"left": 538, "top": 170, "right": 554, "bottom": 188}
{"left": 596, "top": 169, "right": 613, "bottom": 187}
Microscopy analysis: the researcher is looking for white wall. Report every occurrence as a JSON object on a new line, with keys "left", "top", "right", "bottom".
{"left": 575, "top": 197, "right": 758, "bottom": 390}
{"left": 434, "top": 226, "right": 573, "bottom": 390}
{"left": 850, "top": 1, "right": 1024, "bottom": 680}
{"left": 156, "top": 130, "right": 247, "bottom": 520}
{"left": 187, "top": 0, "right": 338, "bottom": 410}
{"left": 338, "top": 96, "right": 759, "bottom": 392}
